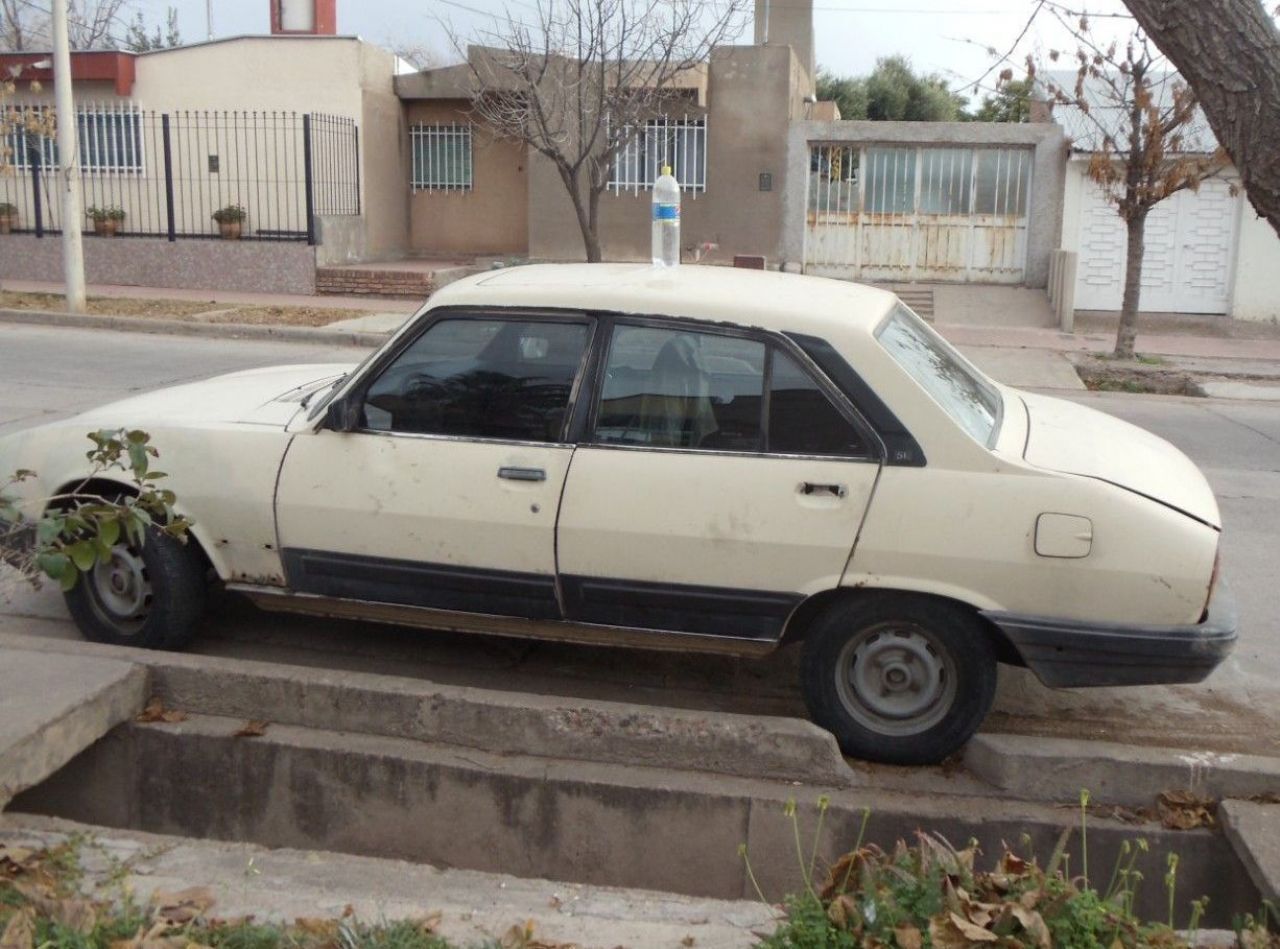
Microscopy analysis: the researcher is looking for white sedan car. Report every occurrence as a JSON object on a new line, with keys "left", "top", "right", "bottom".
{"left": 0, "top": 265, "right": 1236, "bottom": 764}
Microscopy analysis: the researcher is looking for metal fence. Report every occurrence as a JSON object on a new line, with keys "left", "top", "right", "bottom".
{"left": 0, "top": 103, "right": 360, "bottom": 244}
{"left": 609, "top": 114, "right": 707, "bottom": 196}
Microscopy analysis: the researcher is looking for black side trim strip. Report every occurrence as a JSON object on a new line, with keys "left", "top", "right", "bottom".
{"left": 282, "top": 549, "right": 561, "bottom": 620}
{"left": 787, "top": 332, "right": 926, "bottom": 467}
{"left": 560, "top": 574, "right": 800, "bottom": 639}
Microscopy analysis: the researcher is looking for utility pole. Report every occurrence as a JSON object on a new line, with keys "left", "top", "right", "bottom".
{"left": 50, "top": 0, "right": 86, "bottom": 314}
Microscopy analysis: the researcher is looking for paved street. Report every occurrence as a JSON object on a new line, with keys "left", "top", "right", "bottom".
{"left": 2, "top": 322, "right": 1278, "bottom": 755}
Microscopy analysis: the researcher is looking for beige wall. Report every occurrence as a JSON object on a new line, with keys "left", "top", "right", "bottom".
{"left": 406, "top": 100, "right": 528, "bottom": 257}
{"left": 525, "top": 44, "right": 803, "bottom": 264}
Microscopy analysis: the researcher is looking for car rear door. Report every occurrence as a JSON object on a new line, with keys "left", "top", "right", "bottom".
{"left": 275, "top": 311, "right": 593, "bottom": 619}
{"left": 556, "top": 318, "right": 882, "bottom": 643}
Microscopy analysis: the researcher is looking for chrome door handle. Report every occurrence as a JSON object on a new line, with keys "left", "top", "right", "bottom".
{"left": 799, "top": 482, "right": 847, "bottom": 498}
{"left": 498, "top": 466, "right": 546, "bottom": 482}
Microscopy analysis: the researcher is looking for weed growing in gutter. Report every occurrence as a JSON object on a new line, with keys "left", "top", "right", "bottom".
{"left": 750, "top": 794, "right": 1279, "bottom": 949}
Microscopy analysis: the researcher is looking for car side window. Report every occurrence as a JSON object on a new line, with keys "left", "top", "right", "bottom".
{"left": 594, "top": 325, "right": 765, "bottom": 451}
{"left": 768, "top": 349, "right": 869, "bottom": 457}
{"left": 362, "top": 317, "right": 589, "bottom": 442}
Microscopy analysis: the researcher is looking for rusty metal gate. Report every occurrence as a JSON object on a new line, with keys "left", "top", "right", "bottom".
{"left": 805, "top": 144, "right": 1033, "bottom": 283}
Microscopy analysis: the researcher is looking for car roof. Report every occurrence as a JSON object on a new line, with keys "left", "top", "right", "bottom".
{"left": 426, "top": 263, "right": 899, "bottom": 335}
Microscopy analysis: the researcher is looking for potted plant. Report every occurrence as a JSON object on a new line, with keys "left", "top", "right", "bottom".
{"left": 0, "top": 202, "right": 17, "bottom": 234}
{"left": 212, "top": 204, "right": 246, "bottom": 240}
{"left": 86, "top": 206, "right": 125, "bottom": 237}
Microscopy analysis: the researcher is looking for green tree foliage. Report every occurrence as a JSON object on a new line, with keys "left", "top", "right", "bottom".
{"left": 973, "top": 77, "right": 1034, "bottom": 123}
{"left": 817, "top": 55, "right": 968, "bottom": 122}
{"left": 123, "top": 7, "right": 181, "bottom": 53}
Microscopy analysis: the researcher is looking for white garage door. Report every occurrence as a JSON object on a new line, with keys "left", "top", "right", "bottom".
{"left": 1075, "top": 177, "right": 1239, "bottom": 313}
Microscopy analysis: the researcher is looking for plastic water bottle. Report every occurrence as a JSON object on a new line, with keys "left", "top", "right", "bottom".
{"left": 651, "top": 165, "right": 681, "bottom": 267}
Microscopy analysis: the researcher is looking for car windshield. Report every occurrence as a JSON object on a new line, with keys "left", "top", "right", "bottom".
{"left": 875, "top": 303, "right": 1001, "bottom": 446}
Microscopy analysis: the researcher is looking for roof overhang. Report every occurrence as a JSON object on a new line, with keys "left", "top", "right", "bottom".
{"left": 0, "top": 50, "right": 136, "bottom": 96}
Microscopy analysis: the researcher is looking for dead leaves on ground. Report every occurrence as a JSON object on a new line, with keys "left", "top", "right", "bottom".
{"left": 232, "top": 720, "right": 269, "bottom": 738}
{"left": 499, "top": 920, "right": 581, "bottom": 949}
{"left": 136, "top": 697, "right": 187, "bottom": 724}
{"left": 1156, "top": 790, "right": 1218, "bottom": 830}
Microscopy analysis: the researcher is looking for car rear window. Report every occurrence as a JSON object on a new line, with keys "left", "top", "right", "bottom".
{"left": 875, "top": 303, "right": 1001, "bottom": 445}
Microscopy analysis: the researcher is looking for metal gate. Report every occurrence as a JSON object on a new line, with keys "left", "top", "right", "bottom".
{"left": 805, "top": 144, "right": 1033, "bottom": 284}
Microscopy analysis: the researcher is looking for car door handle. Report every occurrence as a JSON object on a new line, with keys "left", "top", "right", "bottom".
{"left": 799, "top": 482, "right": 847, "bottom": 498}
{"left": 498, "top": 466, "right": 547, "bottom": 482}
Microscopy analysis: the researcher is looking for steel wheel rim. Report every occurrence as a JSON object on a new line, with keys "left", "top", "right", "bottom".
{"left": 87, "top": 544, "right": 152, "bottom": 635}
{"left": 835, "top": 622, "right": 958, "bottom": 736}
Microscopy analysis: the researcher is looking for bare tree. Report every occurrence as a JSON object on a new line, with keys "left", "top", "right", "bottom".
{"left": 455, "top": 0, "right": 746, "bottom": 262}
{"left": 1119, "top": 0, "right": 1280, "bottom": 241}
{"left": 1, "top": 0, "right": 133, "bottom": 51}
{"left": 1039, "top": 17, "right": 1227, "bottom": 357}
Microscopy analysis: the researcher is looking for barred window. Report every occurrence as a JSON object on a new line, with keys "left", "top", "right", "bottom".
{"left": 3, "top": 108, "right": 142, "bottom": 173}
{"left": 411, "top": 123, "right": 472, "bottom": 191}
{"left": 609, "top": 116, "right": 707, "bottom": 195}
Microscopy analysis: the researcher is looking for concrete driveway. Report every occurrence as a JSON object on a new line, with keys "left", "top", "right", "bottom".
{"left": 2, "top": 321, "right": 1278, "bottom": 756}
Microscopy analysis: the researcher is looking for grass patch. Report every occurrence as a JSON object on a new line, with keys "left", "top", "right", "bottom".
{"left": 1074, "top": 359, "right": 1206, "bottom": 396}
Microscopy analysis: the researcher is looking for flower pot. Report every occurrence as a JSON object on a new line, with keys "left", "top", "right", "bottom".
{"left": 93, "top": 218, "right": 119, "bottom": 237}
{"left": 0, "top": 215, "right": 14, "bottom": 235}
{"left": 218, "top": 219, "right": 243, "bottom": 240}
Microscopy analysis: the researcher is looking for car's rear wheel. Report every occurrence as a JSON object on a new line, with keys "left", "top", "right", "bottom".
{"left": 65, "top": 526, "right": 206, "bottom": 650}
{"left": 800, "top": 594, "right": 997, "bottom": 765}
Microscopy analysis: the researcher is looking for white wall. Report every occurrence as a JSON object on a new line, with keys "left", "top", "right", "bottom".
{"left": 1060, "top": 156, "right": 1280, "bottom": 322}
{"left": 1231, "top": 205, "right": 1280, "bottom": 323}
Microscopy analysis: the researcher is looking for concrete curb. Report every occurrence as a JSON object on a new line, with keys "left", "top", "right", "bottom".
{"left": 1220, "top": 799, "right": 1280, "bottom": 901}
{"left": 0, "top": 307, "right": 390, "bottom": 348}
{"left": 0, "top": 630, "right": 852, "bottom": 789}
{"left": 965, "top": 733, "right": 1280, "bottom": 808}
{"left": 0, "top": 650, "right": 147, "bottom": 809}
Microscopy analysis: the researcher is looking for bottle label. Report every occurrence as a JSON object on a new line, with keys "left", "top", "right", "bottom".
{"left": 653, "top": 203, "right": 680, "bottom": 221}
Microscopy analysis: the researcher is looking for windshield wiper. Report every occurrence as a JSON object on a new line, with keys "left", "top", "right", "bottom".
{"left": 300, "top": 374, "right": 348, "bottom": 409}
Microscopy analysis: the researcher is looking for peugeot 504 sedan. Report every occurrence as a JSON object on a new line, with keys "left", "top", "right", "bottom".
{"left": 0, "top": 264, "right": 1237, "bottom": 764}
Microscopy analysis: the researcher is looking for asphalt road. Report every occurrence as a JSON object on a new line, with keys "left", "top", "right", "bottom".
{"left": 2, "top": 321, "right": 1278, "bottom": 755}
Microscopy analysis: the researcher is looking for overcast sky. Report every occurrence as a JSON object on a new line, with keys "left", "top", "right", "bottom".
{"left": 140, "top": 0, "right": 1139, "bottom": 97}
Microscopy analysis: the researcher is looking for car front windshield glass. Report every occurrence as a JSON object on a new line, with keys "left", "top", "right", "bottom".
{"left": 875, "top": 303, "right": 1001, "bottom": 445}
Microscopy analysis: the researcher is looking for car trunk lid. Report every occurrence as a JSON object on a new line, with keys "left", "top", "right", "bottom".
{"left": 1020, "top": 391, "right": 1221, "bottom": 528}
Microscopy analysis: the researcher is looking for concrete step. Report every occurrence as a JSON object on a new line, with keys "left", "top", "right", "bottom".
{"left": 1221, "top": 799, "right": 1280, "bottom": 902}
{"left": 965, "top": 733, "right": 1280, "bottom": 809}
{"left": 15, "top": 712, "right": 1262, "bottom": 924}
{"left": 315, "top": 268, "right": 437, "bottom": 299}
{"left": 0, "top": 649, "right": 146, "bottom": 809}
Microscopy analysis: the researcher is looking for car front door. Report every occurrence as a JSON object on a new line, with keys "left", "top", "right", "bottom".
{"left": 275, "top": 311, "right": 593, "bottom": 620}
{"left": 556, "top": 319, "right": 882, "bottom": 642}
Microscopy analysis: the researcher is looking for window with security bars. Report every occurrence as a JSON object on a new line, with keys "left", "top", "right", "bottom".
{"left": 3, "top": 108, "right": 143, "bottom": 173}
{"left": 609, "top": 116, "right": 706, "bottom": 195}
{"left": 411, "top": 123, "right": 472, "bottom": 191}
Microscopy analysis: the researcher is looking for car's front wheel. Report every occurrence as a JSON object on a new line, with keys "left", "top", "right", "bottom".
{"left": 800, "top": 594, "right": 997, "bottom": 765}
{"left": 65, "top": 526, "right": 206, "bottom": 650}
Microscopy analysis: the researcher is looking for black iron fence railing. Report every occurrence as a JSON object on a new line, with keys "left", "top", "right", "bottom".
{"left": 0, "top": 105, "right": 360, "bottom": 245}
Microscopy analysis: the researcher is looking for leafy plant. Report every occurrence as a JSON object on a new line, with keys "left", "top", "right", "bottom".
{"left": 212, "top": 204, "right": 247, "bottom": 224}
{"left": 1, "top": 429, "right": 190, "bottom": 592}
{"left": 85, "top": 206, "right": 126, "bottom": 223}
{"left": 751, "top": 795, "right": 1279, "bottom": 949}
{"left": 0, "top": 202, "right": 17, "bottom": 216}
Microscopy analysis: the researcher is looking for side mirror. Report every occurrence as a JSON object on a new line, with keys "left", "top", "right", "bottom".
{"left": 323, "top": 396, "right": 361, "bottom": 433}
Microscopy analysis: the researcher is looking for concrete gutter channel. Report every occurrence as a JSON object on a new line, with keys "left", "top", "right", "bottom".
{"left": 1, "top": 631, "right": 1278, "bottom": 924}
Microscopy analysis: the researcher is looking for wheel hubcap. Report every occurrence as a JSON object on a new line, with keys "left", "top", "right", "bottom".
{"left": 836, "top": 623, "right": 957, "bottom": 736}
{"left": 89, "top": 545, "right": 152, "bottom": 633}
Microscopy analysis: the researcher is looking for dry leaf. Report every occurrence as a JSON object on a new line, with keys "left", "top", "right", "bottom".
{"left": 681, "top": 938, "right": 695, "bottom": 948}
{"left": 895, "top": 923, "right": 923, "bottom": 949}
{"left": 0, "top": 909, "right": 33, "bottom": 949}
{"left": 341, "top": 905, "right": 355, "bottom": 918}
{"left": 137, "top": 698, "right": 187, "bottom": 724}
{"left": 827, "top": 894, "right": 857, "bottom": 930}
{"left": 294, "top": 919, "right": 337, "bottom": 937}
{"left": 151, "top": 886, "right": 216, "bottom": 923}
{"left": 46, "top": 899, "right": 97, "bottom": 934}
{"left": 1156, "top": 789, "right": 1217, "bottom": 830}
{"left": 233, "top": 720, "right": 269, "bottom": 738}
{"left": 412, "top": 911, "right": 443, "bottom": 934}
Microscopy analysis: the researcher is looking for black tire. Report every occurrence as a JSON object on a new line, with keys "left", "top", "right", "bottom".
{"left": 800, "top": 593, "right": 998, "bottom": 765}
{"left": 65, "top": 525, "right": 206, "bottom": 650}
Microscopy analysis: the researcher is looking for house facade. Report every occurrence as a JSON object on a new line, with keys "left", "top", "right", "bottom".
{"left": 1050, "top": 73, "right": 1280, "bottom": 321}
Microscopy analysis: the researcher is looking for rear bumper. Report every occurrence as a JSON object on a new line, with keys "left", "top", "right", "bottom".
{"left": 982, "top": 581, "right": 1238, "bottom": 688}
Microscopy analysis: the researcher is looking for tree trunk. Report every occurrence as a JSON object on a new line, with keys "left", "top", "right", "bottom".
{"left": 1122, "top": 0, "right": 1280, "bottom": 238}
{"left": 1115, "top": 210, "right": 1148, "bottom": 358}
